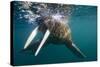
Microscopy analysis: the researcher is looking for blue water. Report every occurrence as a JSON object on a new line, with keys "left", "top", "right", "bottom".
{"left": 12, "top": 2, "right": 97, "bottom": 66}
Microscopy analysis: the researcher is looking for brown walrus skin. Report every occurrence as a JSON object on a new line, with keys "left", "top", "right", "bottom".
{"left": 37, "top": 16, "right": 86, "bottom": 58}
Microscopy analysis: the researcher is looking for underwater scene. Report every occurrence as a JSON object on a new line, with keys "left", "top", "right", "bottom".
{"left": 11, "top": 1, "right": 97, "bottom": 66}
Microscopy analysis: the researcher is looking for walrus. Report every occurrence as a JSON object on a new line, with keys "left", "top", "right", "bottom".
{"left": 23, "top": 15, "right": 86, "bottom": 58}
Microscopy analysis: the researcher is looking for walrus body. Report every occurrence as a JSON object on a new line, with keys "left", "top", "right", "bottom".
{"left": 24, "top": 16, "right": 86, "bottom": 58}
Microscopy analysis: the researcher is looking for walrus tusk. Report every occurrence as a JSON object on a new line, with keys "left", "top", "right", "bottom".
{"left": 24, "top": 26, "right": 39, "bottom": 49}
{"left": 35, "top": 29, "right": 50, "bottom": 56}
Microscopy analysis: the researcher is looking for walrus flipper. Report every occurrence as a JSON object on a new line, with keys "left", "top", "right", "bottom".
{"left": 65, "top": 40, "right": 86, "bottom": 58}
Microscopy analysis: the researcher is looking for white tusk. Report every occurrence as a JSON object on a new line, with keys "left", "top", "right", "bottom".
{"left": 35, "top": 29, "right": 50, "bottom": 56}
{"left": 24, "top": 26, "right": 39, "bottom": 49}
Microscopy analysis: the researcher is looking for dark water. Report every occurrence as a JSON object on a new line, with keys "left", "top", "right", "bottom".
{"left": 12, "top": 2, "right": 97, "bottom": 66}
